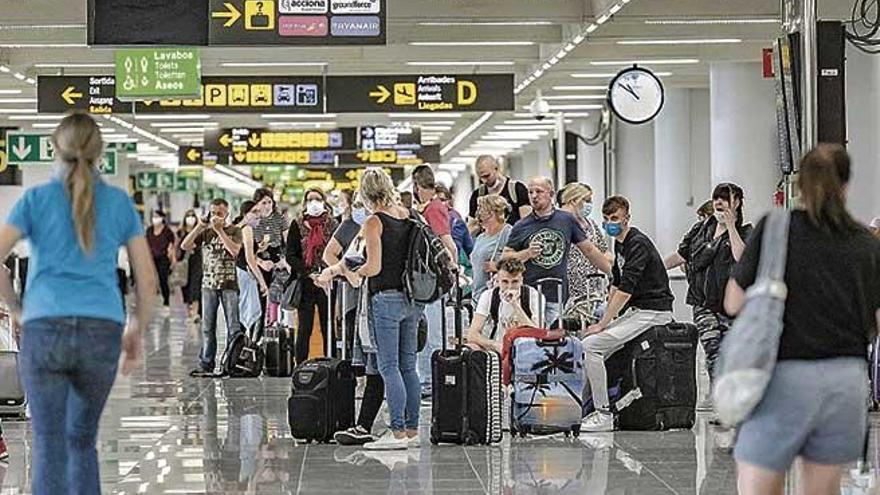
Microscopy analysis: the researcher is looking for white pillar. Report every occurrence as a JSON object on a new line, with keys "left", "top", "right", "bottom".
{"left": 614, "top": 120, "right": 656, "bottom": 239}
{"left": 574, "top": 116, "right": 608, "bottom": 218}
{"left": 844, "top": 44, "right": 880, "bottom": 223}
{"left": 710, "top": 62, "right": 779, "bottom": 222}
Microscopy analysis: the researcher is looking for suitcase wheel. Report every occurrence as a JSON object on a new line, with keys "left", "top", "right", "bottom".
{"left": 430, "top": 434, "right": 440, "bottom": 445}
{"left": 572, "top": 425, "right": 581, "bottom": 438}
{"left": 463, "top": 431, "right": 479, "bottom": 446}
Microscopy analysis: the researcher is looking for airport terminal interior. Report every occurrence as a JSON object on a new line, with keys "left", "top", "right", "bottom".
{"left": 0, "top": 0, "right": 880, "bottom": 493}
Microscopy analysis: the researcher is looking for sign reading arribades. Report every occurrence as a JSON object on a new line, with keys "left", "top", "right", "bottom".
{"left": 326, "top": 74, "right": 515, "bottom": 113}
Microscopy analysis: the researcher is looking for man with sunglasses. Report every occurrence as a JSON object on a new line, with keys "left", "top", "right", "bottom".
{"left": 467, "top": 155, "right": 531, "bottom": 234}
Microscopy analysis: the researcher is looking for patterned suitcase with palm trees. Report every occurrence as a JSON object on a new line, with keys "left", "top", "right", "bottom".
{"left": 509, "top": 333, "right": 585, "bottom": 437}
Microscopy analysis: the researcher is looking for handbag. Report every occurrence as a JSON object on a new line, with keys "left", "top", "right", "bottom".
{"left": 169, "top": 258, "right": 189, "bottom": 287}
{"left": 712, "top": 209, "right": 790, "bottom": 427}
{"left": 281, "top": 278, "right": 302, "bottom": 311}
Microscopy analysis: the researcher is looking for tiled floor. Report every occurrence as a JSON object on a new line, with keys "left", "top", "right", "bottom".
{"left": 0, "top": 308, "right": 877, "bottom": 494}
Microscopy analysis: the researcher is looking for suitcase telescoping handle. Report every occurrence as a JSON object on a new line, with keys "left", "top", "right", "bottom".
{"left": 534, "top": 277, "right": 564, "bottom": 330}
{"left": 440, "top": 284, "right": 464, "bottom": 352}
{"left": 324, "top": 279, "right": 349, "bottom": 360}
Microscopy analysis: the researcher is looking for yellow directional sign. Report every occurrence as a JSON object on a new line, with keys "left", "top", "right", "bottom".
{"left": 61, "top": 86, "right": 83, "bottom": 105}
{"left": 186, "top": 148, "right": 201, "bottom": 162}
{"left": 393, "top": 83, "right": 416, "bottom": 105}
{"left": 244, "top": 0, "right": 275, "bottom": 31}
{"left": 369, "top": 85, "right": 391, "bottom": 104}
{"left": 219, "top": 134, "right": 232, "bottom": 147}
{"left": 248, "top": 135, "right": 261, "bottom": 147}
{"left": 212, "top": 2, "right": 242, "bottom": 27}
{"left": 0, "top": 150, "right": 7, "bottom": 174}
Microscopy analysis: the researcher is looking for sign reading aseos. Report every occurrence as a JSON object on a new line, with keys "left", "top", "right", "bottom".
{"left": 115, "top": 47, "right": 201, "bottom": 100}
{"left": 326, "top": 74, "right": 514, "bottom": 113}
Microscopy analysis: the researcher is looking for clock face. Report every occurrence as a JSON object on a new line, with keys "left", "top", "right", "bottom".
{"left": 608, "top": 68, "right": 665, "bottom": 125}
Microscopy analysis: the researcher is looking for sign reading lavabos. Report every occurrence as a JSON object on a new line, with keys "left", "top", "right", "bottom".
{"left": 209, "top": 0, "right": 385, "bottom": 46}
{"left": 115, "top": 48, "right": 201, "bottom": 100}
{"left": 326, "top": 74, "right": 515, "bottom": 113}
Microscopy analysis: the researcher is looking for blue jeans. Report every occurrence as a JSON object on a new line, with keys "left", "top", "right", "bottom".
{"left": 200, "top": 288, "right": 240, "bottom": 371}
{"left": 19, "top": 318, "right": 123, "bottom": 495}
{"left": 417, "top": 299, "right": 443, "bottom": 395}
{"left": 370, "top": 290, "right": 421, "bottom": 432}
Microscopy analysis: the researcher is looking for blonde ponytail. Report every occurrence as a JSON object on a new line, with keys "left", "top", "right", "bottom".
{"left": 52, "top": 113, "right": 103, "bottom": 253}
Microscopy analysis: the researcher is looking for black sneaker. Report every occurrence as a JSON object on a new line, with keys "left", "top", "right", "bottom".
{"left": 334, "top": 426, "right": 376, "bottom": 446}
{"left": 189, "top": 367, "right": 213, "bottom": 377}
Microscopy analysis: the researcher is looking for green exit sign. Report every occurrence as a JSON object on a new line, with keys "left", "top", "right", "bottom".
{"left": 115, "top": 47, "right": 201, "bottom": 100}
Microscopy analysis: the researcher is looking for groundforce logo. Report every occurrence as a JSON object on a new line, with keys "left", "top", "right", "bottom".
{"left": 529, "top": 229, "right": 566, "bottom": 270}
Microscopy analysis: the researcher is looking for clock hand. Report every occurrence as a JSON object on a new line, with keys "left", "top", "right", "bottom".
{"left": 621, "top": 83, "right": 641, "bottom": 100}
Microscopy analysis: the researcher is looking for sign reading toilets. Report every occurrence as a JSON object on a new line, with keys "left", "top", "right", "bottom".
{"left": 326, "top": 74, "right": 515, "bottom": 113}
{"left": 114, "top": 48, "right": 201, "bottom": 100}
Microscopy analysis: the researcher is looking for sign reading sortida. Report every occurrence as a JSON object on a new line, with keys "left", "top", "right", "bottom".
{"left": 326, "top": 74, "right": 515, "bottom": 113}
{"left": 115, "top": 47, "right": 201, "bottom": 100}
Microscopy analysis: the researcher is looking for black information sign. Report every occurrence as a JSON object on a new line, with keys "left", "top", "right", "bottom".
{"left": 326, "top": 74, "right": 515, "bottom": 113}
{"left": 359, "top": 125, "right": 421, "bottom": 151}
{"left": 208, "top": 0, "right": 386, "bottom": 46}
{"left": 336, "top": 144, "right": 439, "bottom": 166}
{"left": 39, "top": 75, "right": 324, "bottom": 115}
{"left": 179, "top": 146, "right": 205, "bottom": 166}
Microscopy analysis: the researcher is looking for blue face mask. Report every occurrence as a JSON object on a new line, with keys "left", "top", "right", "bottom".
{"left": 351, "top": 207, "right": 369, "bottom": 226}
{"left": 604, "top": 221, "right": 623, "bottom": 237}
{"left": 581, "top": 203, "right": 593, "bottom": 218}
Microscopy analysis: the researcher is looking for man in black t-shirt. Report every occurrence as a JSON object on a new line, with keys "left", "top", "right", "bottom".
{"left": 581, "top": 196, "right": 674, "bottom": 433}
{"left": 467, "top": 155, "right": 531, "bottom": 233}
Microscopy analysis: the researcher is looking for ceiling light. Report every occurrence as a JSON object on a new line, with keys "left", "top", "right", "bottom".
{"left": 0, "top": 98, "right": 36, "bottom": 104}
{"left": 563, "top": 112, "right": 592, "bottom": 117}
{"left": 553, "top": 85, "right": 607, "bottom": 91}
{"left": 571, "top": 72, "right": 673, "bottom": 78}
{"left": 0, "top": 23, "right": 86, "bottom": 30}
{"left": 405, "top": 61, "right": 515, "bottom": 66}
{"left": 590, "top": 59, "right": 699, "bottom": 66}
{"left": 441, "top": 111, "right": 493, "bottom": 157}
{"left": 493, "top": 125, "right": 555, "bottom": 131}
{"left": 542, "top": 95, "right": 605, "bottom": 100}
{"left": 220, "top": 62, "right": 328, "bottom": 67}
{"left": 30, "top": 123, "right": 62, "bottom": 129}
{"left": 420, "top": 126, "right": 453, "bottom": 131}
{"left": 410, "top": 120, "right": 455, "bottom": 125}
{"left": 617, "top": 39, "right": 741, "bottom": 45}
{"left": 32, "top": 63, "right": 115, "bottom": 68}
{"left": 0, "top": 43, "right": 87, "bottom": 48}
{"left": 409, "top": 41, "right": 534, "bottom": 46}
{"left": 585, "top": 24, "right": 599, "bottom": 34}
{"left": 573, "top": 34, "right": 586, "bottom": 44}
{"left": 0, "top": 66, "right": 9, "bottom": 73}
{"left": 0, "top": 108, "right": 35, "bottom": 114}
{"left": 482, "top": 135, "right": 543, "bottom": 141}
{"left": 24, "top": 78, "right": 35, "bottom": 85}
{"left": 133, "top": 114, "right": 212, "bottom": 120}
{"left": 502, "top": 120, "right": 558, "bottom": 125}
{"left": 12, "top": 73, "right": 25, "bottom": 81}
{"left": 267, "top": 122, "right": 335, "bottom": 128}
{"left": 645, "top": 18, "right": 779, "bottom": 25}
{"left": 391, "top": 113, "right": 462, "bottom": 119}
{"left": 259, "top": 113, "right": 337, "bottom": 119}
{"left": 609, "top": 3, "right": 623, "bottom": 15}
{"left": 519, "top": 104, "right": 604, "bottom": 111}
{"left": 149, "top": 122, "right": 218, "bottom": 128}
{"left": 8, "top": 114, "right": 63, "bottom": 120}
{"left": 418, "top": 21, "right": 553, "bottom": 26}
{"left": 596, "top": 14, "right": 611, "bottom": 25}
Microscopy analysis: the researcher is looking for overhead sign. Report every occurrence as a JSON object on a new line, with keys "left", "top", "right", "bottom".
{"left": 109, "top": 142, "right": 137, "bottom": 153}
{"left": 326, "top": 74, "right": 515, "bottom": 113}
{"left": 135, "top": 171, "right": 176, "bottom": 191}
{"left": 359, "top": 125, "right": 421, "bottom": 151}
{"left": 39, "top": 75, "right": 324, "bottom": 114}
{"left": 115, "top": 47, "right": 202, "bottom": 100}
{"left": 206, "top": 127, "right": 357, "bottom": 165}
{"left": 5, "top": 132, "right": 117, "bottom": 175}
{"left": 179, "top": 146, "right": 204, "bottom": 166}
{"left": 209, "top": 0, "right": 386, "bottom": 46}
{"left": 337, "top": 144, "right": 440, "bottom": 166}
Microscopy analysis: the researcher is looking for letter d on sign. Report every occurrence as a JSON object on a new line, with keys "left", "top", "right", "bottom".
{"left": 457, "top": 80, "right": 477, "bottom": 106}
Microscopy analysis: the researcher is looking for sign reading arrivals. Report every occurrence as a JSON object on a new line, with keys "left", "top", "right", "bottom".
{"left": 209, "top": 0, "right": 386, "bottom": 46}
{"left": 326, "top": 74, "right": 515, "bottom": 113}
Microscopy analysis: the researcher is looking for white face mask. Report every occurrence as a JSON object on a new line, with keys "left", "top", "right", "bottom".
{"left": 306, "top": 200, "right": 325, "bottom": 217}
{"left": 151, "top": 217, "right": 163, "bottom": 227}
{"left": 351, "top": 207, "right": 368, "bottom": 226}
{"left": 714, "top": 211, "right": 726, "bottom": 224}
{"left": 185, "top": 216, "right": 197, "bottom": 227}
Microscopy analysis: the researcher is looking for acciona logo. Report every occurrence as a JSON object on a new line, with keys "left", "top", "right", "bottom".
{"left": 279, "top": 0, "right": 328, "bottom": 14}
{"left": 330, "top": 0, "right": 380, "bottom": 14}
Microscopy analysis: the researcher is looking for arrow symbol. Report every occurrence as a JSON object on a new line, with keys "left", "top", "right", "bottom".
{"left": 219, "top": 134, "right": 232, "bottom": 147}
{"left": 212, "top": 2, "right": 242, "bottom": 28}
{"left": 234, "top": 152, "right": 246, "bottom": 163}
{"left": 61, "top": 86, "right": 83, "bottom": 105}
{"left": 369, "top": 85, "right": 391, "bottom": 104}
{"left": 11, "top": 137, "right": 31, "bottom": 160}
{"left": 248, "top": 134, "right": 261, "bottom": 147}
{"left": 186, "top": 148, "right": 201, "bottom": 162}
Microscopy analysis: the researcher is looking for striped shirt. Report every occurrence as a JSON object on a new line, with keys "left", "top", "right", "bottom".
{"left": 254, "top": 210, "right": 288, "bottom": 249}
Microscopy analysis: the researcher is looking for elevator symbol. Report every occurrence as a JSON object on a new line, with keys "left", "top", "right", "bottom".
{"left": 245, "top": 0, "right": 275, "bottom": 30}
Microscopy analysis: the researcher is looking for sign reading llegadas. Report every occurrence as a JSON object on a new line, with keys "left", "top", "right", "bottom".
{"left": 326, "top": 74, "right": 514, "bottom": 113}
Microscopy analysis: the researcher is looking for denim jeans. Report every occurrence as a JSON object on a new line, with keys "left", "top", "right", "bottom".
{"left": 370, "top": 290, "right": 421, "bottom": 432}
{"left": 416, "top": 298, "right": 443, "bottom": 395}
{"left": 19, "top": 317, "right": 123, "bottom": 495}
{"left": 200, "top": 288, "right": 240, "bottom": 371}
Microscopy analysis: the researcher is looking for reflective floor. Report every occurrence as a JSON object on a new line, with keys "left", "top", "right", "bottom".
{"left": 1, "top": 307, "right": 878, "bottom": 494}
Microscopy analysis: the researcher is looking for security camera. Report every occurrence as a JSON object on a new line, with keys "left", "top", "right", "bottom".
{"left": 529, "top": 90, "right": 552, "bottom": 121}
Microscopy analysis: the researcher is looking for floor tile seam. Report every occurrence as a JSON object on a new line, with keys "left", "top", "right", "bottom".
{"left": 462, "top": 447, "right": 490, "bottom": 494}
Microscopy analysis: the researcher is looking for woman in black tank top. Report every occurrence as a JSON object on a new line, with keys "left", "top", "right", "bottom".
{"left": 317, "top": 169, "right": 423, "bottom": 450}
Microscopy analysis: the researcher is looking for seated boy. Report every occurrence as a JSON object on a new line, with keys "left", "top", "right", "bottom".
{"left": 466, "top": 258, "right": 545, "bottom": 353}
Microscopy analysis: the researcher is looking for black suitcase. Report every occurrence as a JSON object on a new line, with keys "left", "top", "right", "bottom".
{"left": 263, "top": 323, "right": 293, "bottom": 377}
{"left": 287, "top": 281, "right": 355, "bottom": 443}
{"left": 616, "top": 322, "right": 698, "bottom": 431}
{"left": 221, "top": 325, "right": 264, "bottom": 378}
{"left": 430, "top": 287, "right": 503, "bottom": 445}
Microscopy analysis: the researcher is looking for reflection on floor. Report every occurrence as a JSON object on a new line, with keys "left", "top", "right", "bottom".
{"left": 0, "top": 307, "right": 877, "bottom": 494}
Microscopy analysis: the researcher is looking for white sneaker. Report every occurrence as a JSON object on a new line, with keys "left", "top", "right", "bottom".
{"left": 696, "top": 397, "right": 714, "bottom": 412}
{"left": 581, "top": 411, "right": 615, "bottom": 433}
{"left": 363, "top": 432, "right": 409, "bottom": 451}
{"left": 407, "top": 434, "right": 421, "bottom": 448}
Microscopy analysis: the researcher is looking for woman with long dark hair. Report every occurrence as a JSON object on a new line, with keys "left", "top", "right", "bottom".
{"left": 726, "top": 144, "right": 880, "bottom": 494}
{"left": 147, "top": 209, "right": 176, "bottom": 313}
{"left": 0, "top": 112, "right": 157, "bottom": 493}
{"left": 286, "top": 188, "right": 338, "bottom": 365}
{"left": 178, "top": 209, "right": 203, "bottom": 323}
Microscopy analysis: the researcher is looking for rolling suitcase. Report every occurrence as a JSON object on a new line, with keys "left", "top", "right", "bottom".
{"left": 508, "top": 278, "right": 585, "bottom": 438}
{"left": 287, "top": 281, "right": 355, "bottom": 443}
{"left": 430, "top": 286, "right": 503, "bottom": 445}
{"left": 0, "top": 312, "right": 26, "bottom": 418}
{"left": 615, "top": 322, "right": 698, "bottom": 431}
{"left": 263, "top": 323, "right": 293, "bottom": 378}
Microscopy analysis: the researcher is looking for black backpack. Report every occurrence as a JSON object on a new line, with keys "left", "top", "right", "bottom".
{"left": 488, "top": 287, "right": 533, "bottom": 339}
{"left": 402, "top": 216, "right": 457, "bottom": 304}
{"left": 222, "top": 329, "right": 264, "bottom": 378}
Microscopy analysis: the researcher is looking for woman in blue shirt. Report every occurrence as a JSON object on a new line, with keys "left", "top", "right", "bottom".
{"left": 0, "top": 113, "right": 157, "bottom": 494}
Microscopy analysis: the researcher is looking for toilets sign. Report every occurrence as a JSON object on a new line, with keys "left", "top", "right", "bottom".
{"left": 115, "top": 48, "right": 201, "bottom": 100}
